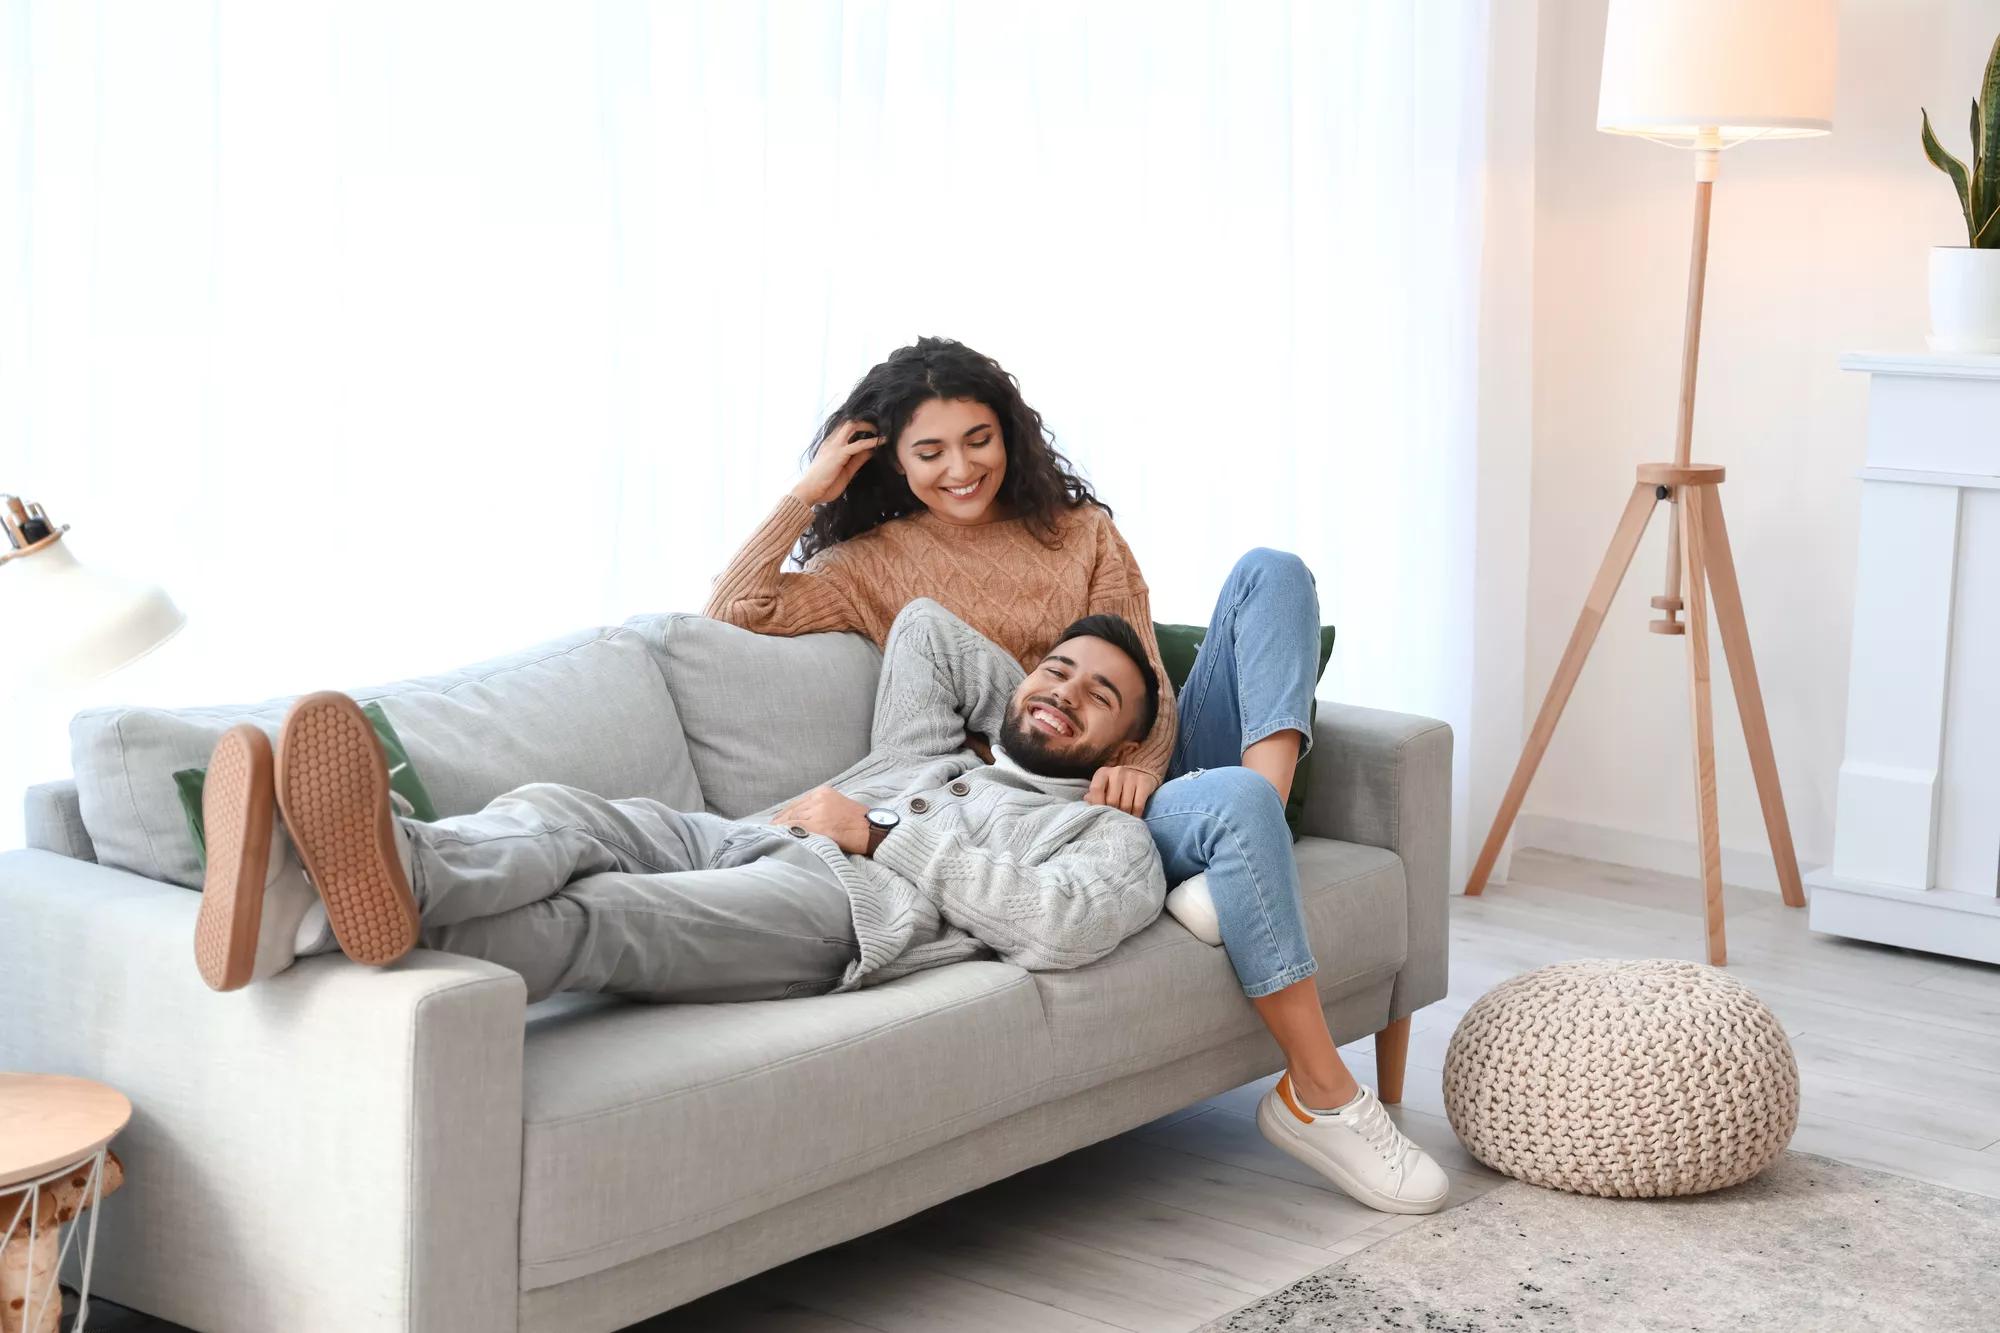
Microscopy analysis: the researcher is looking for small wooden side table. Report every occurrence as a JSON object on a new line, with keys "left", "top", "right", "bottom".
{"left": 0, "top": 1075, "right": 132, "bottom": 1333}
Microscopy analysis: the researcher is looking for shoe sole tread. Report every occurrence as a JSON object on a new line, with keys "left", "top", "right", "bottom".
{"left": 278, "top": 692, "right": 418, "bottom": 967}
{"left": 192, "top": 726, "right": 276, "bottom": 992}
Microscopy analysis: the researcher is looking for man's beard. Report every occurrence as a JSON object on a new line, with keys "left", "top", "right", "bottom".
{"left": 997, "top": 700, "right": 1117, "bottom": 780}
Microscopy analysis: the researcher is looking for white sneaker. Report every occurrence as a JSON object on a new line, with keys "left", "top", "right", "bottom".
{"left": 1165, "top": 873, "right": 1223, "bottom": 945}
{"left": 1256, "top": 1074, "right": 1450, "bottom": 1215}
{"left": 194, "top": 725, "right": 328, "bottom": 990}
{"left": 293, "top": 895, "right": 336, "bottom": 959}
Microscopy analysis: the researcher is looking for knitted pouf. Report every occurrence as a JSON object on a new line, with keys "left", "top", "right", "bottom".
{"left": 1442, "top": 958, "right": 1799, "bottom": 1198}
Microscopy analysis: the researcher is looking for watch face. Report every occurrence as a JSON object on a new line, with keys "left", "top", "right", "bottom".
{"left": 867, "top": 808, "right": 899, "bottom": 830}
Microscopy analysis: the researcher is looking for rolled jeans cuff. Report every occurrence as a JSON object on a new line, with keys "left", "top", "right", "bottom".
{"left": 1241, "top": 958, "right": 1319, "bottom": 1000}
{"left": 1243, "top": 715, "right": 1314, "bottom": 761}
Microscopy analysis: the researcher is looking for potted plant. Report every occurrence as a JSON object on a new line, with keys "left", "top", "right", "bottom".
{"left": 1922, "top": 30, "right": 2000, "bottom": 352}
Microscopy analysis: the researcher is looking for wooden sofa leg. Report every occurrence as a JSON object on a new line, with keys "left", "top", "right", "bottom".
{"left": 1374, "top": 1015, "right": 1411, "bottom": 1105}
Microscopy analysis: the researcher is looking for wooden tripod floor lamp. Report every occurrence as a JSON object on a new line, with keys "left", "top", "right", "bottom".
{"left": 1464, "top": 0, "right": 1838, "bottom": 965}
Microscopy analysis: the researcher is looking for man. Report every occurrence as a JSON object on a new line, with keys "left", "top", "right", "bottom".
{"left": 192, "top": 599, "right": 1167, "bottom": 1001}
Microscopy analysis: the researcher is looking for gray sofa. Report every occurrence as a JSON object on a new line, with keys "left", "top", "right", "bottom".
{"left": 0, "top": 611, "right": 1451, "bottom": 1333}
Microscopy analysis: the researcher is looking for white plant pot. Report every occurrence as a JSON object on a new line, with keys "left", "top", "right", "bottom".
{"left": 1927, "top": 246, "right": 2000, "bottom": 354}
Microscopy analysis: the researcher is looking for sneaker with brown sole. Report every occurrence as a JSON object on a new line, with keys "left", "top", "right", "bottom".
{"left": 193, "top": 725, "right": 280, "bottom": 991}
{"left": 277, "top": 691, "right": 420, "bottom": 967}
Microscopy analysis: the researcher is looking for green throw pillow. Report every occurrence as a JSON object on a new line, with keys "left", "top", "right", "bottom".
{"left": 173, "top": 701, "right": 437, "bottom": 870}
{"left": 1153, "top": 622, "right": 1337, "bottom": 839}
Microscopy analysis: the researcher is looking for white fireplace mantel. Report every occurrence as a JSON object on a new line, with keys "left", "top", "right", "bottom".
{"left": 1807, "top": 351, "right": 2000, "bottom": 962}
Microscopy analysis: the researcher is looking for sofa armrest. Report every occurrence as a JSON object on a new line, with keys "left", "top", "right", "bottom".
{"left": 0, "top": 850, "right": 527, "bottom": 1333}
{"left": 24, "top": 779, "right": 94, "bottom": 860}
{"left": 1299, "top": 703, "right": 1453, "bottom": 1020}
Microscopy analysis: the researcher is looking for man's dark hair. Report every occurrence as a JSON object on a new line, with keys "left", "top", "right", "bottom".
{"left": 1051, "top": 614, "right": 1160, "bottom": 741}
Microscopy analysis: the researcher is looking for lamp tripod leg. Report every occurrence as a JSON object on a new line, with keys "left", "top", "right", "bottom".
{"left": 1680, "top": 488, "right": 1727, "bottom": 966}
{"left": 1465, "top": 482, "right": 1659, "bottom": 895}
{"left": 1692, "top": 487, "right": 1807, "bottom": 908}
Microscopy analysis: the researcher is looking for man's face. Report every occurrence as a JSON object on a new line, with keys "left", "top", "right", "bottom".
{"left": 998, "top": 634, "right": 1146, "bottom": 780}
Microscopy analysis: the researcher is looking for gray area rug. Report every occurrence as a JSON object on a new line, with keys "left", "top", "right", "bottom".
{"left": 1201, "top": 1152, "right": 2000, "bottom": 1332}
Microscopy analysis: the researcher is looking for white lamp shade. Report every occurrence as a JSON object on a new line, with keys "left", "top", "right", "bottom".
{"left": 2, "top": 540, "right": 184, "bottom": 688}
{"left": 1598, "top": 0, "right": 1837, "bottom": 144}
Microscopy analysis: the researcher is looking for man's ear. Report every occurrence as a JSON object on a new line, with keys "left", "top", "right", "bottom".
{"left": 1106, "top": 737, "right": 1144, "bottom": 768}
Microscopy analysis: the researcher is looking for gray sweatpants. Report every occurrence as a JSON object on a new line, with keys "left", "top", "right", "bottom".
{"left": 399, "top": 783, "right": 858, "bottom": 1004}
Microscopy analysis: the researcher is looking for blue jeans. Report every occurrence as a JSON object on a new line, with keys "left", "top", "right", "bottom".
{"left": 1144, "top": 549, "right": 1321, "bottom": 998}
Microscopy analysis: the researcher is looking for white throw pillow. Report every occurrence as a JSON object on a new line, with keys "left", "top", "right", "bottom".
{"left": 1165, "top": 873, "right": 1224, "bottom": 946}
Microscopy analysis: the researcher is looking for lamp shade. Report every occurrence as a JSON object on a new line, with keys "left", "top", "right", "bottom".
{"left": 1598, "top": 0, "right": 1837, "bottom": 144}
{"left": 1, "top": 538, "right": 184, "bottom": 688}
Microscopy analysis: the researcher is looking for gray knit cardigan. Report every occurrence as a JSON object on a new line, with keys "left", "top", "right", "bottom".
{"left": 753, "top": 598, "right": 1167, "bottom": 989}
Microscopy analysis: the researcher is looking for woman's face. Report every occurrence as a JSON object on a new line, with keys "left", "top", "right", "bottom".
{"left": 893, "top": 397, "right": 1007, "bottom": 525}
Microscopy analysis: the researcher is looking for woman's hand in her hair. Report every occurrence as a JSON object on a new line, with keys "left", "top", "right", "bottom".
{"left": 1085, "top": 765, "right": 1159, "bottom": 818}
{"left": 791, "top": 420, "right": 883, "bottom": 506}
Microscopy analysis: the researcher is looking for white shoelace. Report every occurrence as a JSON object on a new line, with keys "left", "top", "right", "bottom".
{"left": 1344, "top": 1094, "right": 1411, "bottom": 1170}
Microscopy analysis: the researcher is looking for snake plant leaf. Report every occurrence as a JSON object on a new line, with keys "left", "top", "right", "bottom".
{"left": 1974, "top": 100, "right": 1988, "bottom": 242}
{"left": 1978, "top": 32, "right": 2000, "bottom": 246}
{"left": 1978, "top": 99, "right": 1998, "bottom": 247}
{"left": 1923, "top": 107, "right": 1975, "bottom": 239}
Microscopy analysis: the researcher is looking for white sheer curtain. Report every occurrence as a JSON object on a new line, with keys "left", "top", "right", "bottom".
{"left": 2, "top": 1, "right": 1501, "bottom": 866}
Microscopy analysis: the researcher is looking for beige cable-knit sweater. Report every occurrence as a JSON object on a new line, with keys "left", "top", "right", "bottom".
{"left": 706, "top": 495, "right": 1178, "bottom": 780}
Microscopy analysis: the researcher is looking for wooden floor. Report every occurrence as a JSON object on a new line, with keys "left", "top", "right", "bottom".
{"left": 78, "top": 849, "right": 2000, "bottom": 1333}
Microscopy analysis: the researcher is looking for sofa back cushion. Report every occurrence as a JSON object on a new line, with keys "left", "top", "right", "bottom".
{"left": 71, "top": 625, "right": 703, "bottom": 888}
{"left": 624, "top": 614, "right": 881, "bottom": 819}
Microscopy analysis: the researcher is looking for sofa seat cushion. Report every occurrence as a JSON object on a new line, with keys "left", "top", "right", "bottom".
{"left": 625, "top": 613, "right": 881, "bottom": 818}
{"left": 69, "top": 625, "right": 702, "bottom": 888}
{"left": 516, "top": 960, "right": 1052, "bottom": 1290}
{"left": 1031, "top": 837, "right": 1407, "bottom": 1094}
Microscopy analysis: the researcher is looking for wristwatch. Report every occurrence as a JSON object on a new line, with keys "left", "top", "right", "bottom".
{"left": 864, "top": 807, "right": 900, "bottom": 855}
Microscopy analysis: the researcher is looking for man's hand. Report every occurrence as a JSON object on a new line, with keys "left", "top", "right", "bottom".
{"left": 1085, "top": 766, "right": 1159, "bottom": 818}
{"left": 775, "top": 786, "right": 873, "bottom": 855}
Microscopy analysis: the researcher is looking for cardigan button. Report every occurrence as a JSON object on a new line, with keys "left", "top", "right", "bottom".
{"left": 787, "top": 825, "right": 808, "bottom": 838}
{"left": 908, "top": 797, "right": 930, "bottom": 814}
{"left": 948, "top": 781, "right": 971, "bottom": 797}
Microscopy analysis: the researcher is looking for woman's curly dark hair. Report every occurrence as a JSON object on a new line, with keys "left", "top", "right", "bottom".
{"left": 796, "top": 337, "right": 1107, "bottom": 566}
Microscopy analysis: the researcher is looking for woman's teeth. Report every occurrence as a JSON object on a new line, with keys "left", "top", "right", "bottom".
{"left": 943, "top": 479, "right": 983, "bottom": 498}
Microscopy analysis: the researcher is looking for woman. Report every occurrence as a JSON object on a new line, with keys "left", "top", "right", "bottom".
{"left": 708, "top": 337, "right": 1446, "bottom": 1215}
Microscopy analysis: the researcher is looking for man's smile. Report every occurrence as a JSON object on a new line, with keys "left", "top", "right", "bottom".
{"left": 1027, "top": 698, "right": 1077, "bottom": 738}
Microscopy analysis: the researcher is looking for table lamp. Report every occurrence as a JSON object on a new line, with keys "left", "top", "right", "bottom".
{"left": 1463, "top": 0, "right": 1836, "bottom": 965}
{"left": 2, "top": 494, "right": 184, "bottom": 689}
